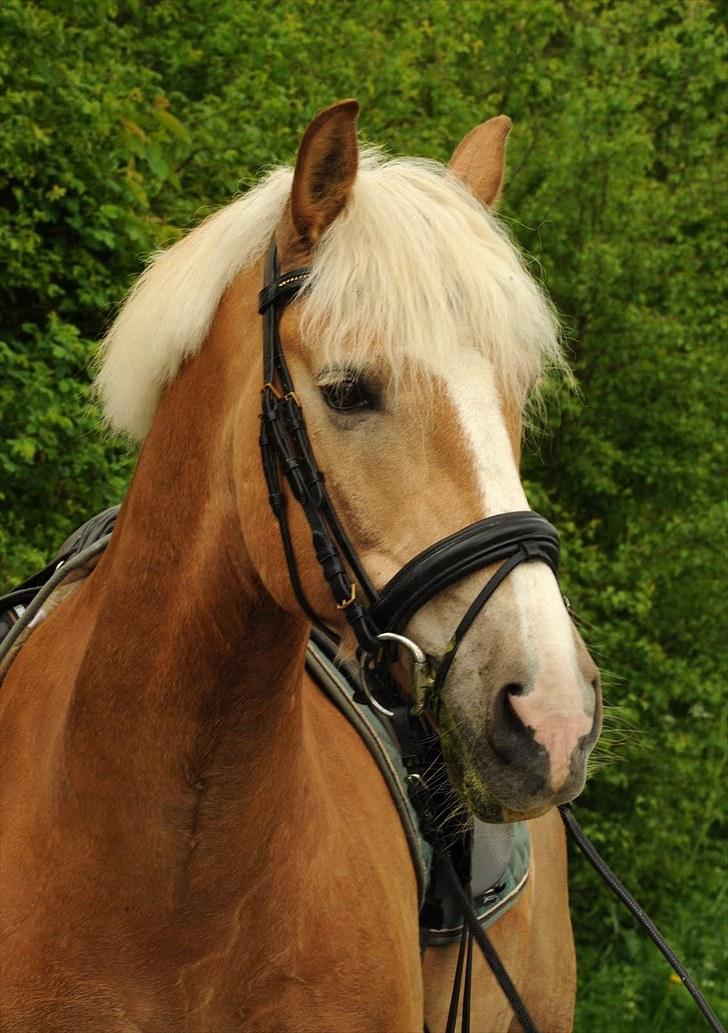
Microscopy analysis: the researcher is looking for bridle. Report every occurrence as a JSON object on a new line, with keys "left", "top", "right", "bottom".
{"left": 258, "top": 236, "right": 561, "bottom": 719}
{"left": 0, "top": 233, "right": 720, "bottom": 1033}
{"left": 258, "top": 234, "right": 557, "bottom": 1032}
{"left": 256, "top": 237, "right": 726, "bottom": 1033}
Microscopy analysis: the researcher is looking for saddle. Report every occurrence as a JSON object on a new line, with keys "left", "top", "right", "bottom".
{"left": 0, "top": 507, "right": 529, "bottom": 947}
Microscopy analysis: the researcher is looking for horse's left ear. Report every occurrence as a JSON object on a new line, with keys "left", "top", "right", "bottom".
{"left": 290, "top": 99, "right": 360, "bottom": 246}
{"left": 449, "top": 115, "right": 512, "bottom": 208}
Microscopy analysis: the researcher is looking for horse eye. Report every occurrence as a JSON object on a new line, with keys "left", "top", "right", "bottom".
{"left": 320, "top": 377, "right": 379, "bottom": 413}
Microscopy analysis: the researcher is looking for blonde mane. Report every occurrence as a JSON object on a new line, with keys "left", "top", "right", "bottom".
{"left": 96, "top": 148, "right": 561, "bottom": 440}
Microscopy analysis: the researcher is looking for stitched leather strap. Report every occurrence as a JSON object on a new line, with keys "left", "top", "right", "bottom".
{"left": 258, "top": 267, "right": 311, "bottom": 314}
{"left": 256, "top": 236, "right": 561, "bottom": 706}
{"left": 258, "top": 240, "right": 381, "bottom": 652}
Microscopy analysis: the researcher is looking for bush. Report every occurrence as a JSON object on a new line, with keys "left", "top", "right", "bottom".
{"left": 2, "top": 3, "right": 725, "bottom": 1028}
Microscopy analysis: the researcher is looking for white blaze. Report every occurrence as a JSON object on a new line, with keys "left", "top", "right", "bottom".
{"left": 437, "top": 351, "right": 584, "bottom": 699}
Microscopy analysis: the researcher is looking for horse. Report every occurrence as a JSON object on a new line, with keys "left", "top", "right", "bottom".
{"left": 0, "top": 100, "right": 601, "bottom": 1032}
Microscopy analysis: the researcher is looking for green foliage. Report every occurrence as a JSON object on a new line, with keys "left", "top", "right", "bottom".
{"left": 1, "top": 2, "right": 725, "bottom": 1028}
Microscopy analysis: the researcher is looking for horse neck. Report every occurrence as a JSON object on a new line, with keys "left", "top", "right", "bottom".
{"left": 65, "top": 267, "right": 311, "bottom": 865}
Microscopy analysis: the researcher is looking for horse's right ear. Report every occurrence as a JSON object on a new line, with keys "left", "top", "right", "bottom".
{"left": 289, "top": 99, "right": 360, "bottom": 246}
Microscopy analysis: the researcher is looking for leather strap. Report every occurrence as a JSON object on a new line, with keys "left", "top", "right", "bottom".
{"left": 256, "top": 236, "right": 562, "bottom": 713}
{"left": 258, "top": 267, "right": 311, "bottom": 315}
{"left": 370, "top": 511, "right": 559, "bottom": 634}
{"left": 258, "top": 240, "right": 380, "bottom": 652}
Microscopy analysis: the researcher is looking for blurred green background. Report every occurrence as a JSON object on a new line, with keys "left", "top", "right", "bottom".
{"left": 1, "top": 1, "right": 725, "bottom": 1029}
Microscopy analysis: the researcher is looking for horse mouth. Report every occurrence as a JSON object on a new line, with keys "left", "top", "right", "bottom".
{"left": 436, "top": 703, "right": 577, "bottom": 823}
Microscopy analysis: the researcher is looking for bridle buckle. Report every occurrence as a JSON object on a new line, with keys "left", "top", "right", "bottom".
{"left": 336, "top": 582, "right": 357, "bottom": 610}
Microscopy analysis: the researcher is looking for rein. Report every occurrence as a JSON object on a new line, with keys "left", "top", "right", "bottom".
{"left": 256, "top": 236, "right": 726, "bottom": 1033}
{"left": 0, "top": 240, "right": 720, "bottom": 1033}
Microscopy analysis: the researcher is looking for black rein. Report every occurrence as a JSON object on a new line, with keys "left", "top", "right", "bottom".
{"left": 256, "top": 236, "right": 725, "bottom": 1033}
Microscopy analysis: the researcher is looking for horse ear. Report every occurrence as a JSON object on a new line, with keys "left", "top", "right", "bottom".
{"left": 290, "top": 99, "right": 360, "bottom": 246}
{"left": 448, "top": 115, "right": 512, "bottom": 208}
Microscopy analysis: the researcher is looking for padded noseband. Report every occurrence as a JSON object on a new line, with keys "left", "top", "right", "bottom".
{"left": 371, "top": 511, "right": 559, "bottom": 635}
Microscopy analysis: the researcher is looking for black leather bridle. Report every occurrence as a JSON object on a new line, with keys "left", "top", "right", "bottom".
{"left": 258, "top": 236, "right": 563, "bottom": 1033}
{"left": 1, "top": 233, "right": 720, "bottom": 1033}
{"left": 258, "top": 236, "right": 561, "bottom": 719}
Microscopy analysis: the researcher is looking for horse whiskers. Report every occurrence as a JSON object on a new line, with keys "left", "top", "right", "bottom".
{"left": 427, "top": 790, "right": 470, "bottom": 834}
{"left": 419, "top": 757, "right": 450, "bottom": 781}
{"left": 434, "top": 818, "right": 474, "bottom": 853}
{"left": 587, "top": 707, "right": 645, "bottom": 774}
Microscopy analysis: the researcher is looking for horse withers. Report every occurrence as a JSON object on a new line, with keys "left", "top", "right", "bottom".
{"left": 0, "top": 101, "right": 601, "bottom": 1032}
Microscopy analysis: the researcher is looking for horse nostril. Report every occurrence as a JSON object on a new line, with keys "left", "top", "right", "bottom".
{"left": 493, "top": 684, "right": 533, "bottom": 741}
{"left": 491, "top": 677, "right": 595, "bottom": 794}
{"left": 489, "top": 684, "right": 542, "bottom": 771}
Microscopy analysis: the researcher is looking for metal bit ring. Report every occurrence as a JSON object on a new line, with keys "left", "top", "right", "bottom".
{"left": 358, "top": 631, "right": 430, "bottom": 718}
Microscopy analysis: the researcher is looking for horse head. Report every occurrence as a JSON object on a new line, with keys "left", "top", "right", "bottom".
{"left": 238, "top": 101, "right": 602, "bottom": 822}
{"left": 98, "top": 99, "right": 601, "bottom": 824}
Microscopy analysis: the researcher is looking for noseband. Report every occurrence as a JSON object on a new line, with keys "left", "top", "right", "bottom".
{"left": 258, "top": 238, "right": 560, "bottom": 717}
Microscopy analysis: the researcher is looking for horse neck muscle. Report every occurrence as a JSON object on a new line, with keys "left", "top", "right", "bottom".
{"left": 61, "top": 271, "right": 310, "bottom": 877}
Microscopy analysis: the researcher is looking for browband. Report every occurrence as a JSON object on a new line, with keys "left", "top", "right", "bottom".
{"left": 258, "top": 267, "right": 311, "bottom": 314}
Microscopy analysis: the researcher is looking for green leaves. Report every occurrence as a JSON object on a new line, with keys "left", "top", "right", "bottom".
{"left": 1, "top": 3, "right": 725, "bottom": 1027}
